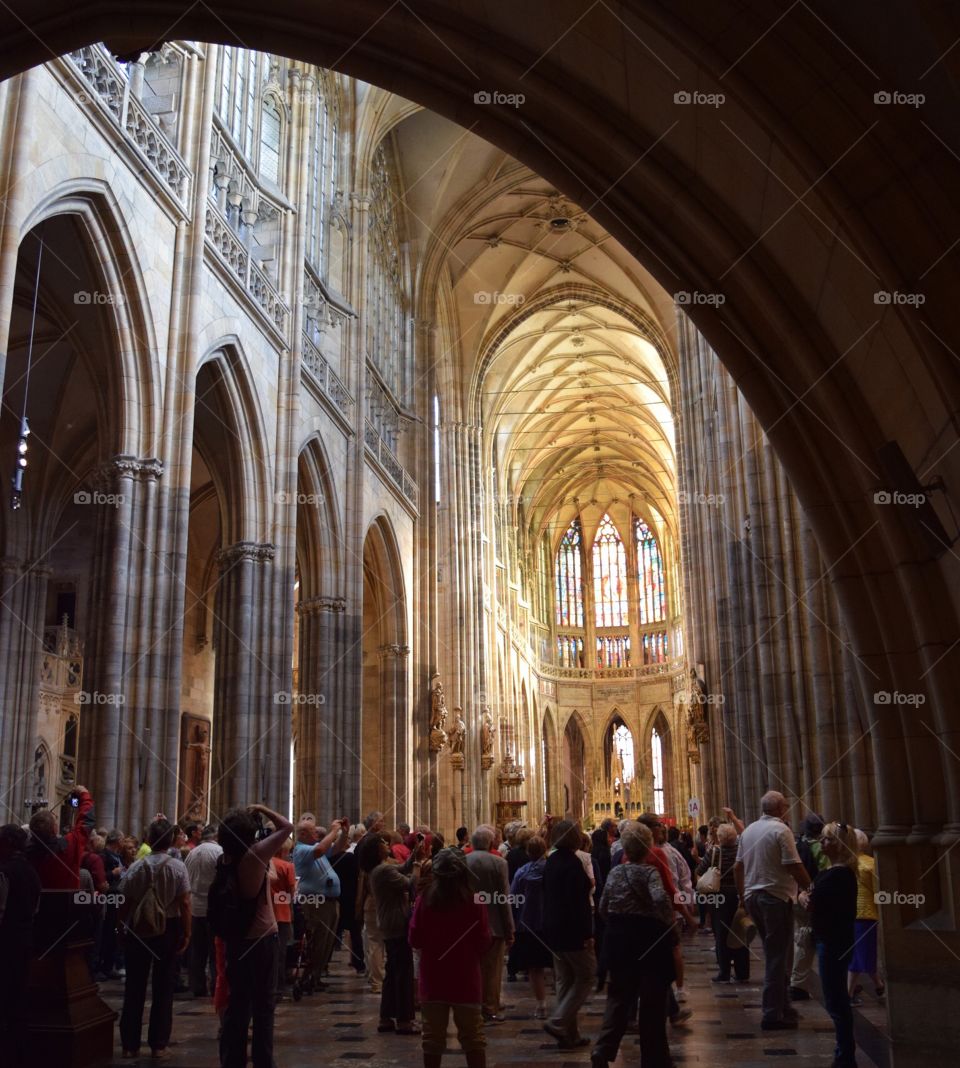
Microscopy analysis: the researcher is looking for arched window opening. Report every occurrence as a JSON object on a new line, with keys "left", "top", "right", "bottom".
{"left": 555, "top": 519, "right": 584, "bottom": 628}
{"left": 593, "top": 513, "right": 628, "bottom": 627}
{"left": 613, "top": 721, "right": 634, "bottom": 783}
{"left": 635, "top": 517, "right": 666, "bottom": 625}
{"left": 651, "top": 727, "right": 665, "bottom": 814}
{"left": 260, "top": 96, "right": 282, "bottom": 182}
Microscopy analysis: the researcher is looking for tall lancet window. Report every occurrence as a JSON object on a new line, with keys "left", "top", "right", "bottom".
{"left": 593, "top": 514, "right": 628, "bottom": 627}
{"left": 651, "top": 727, "right": 665, "bottom": 814}
{"left": 635, "top": 518, "right": 666, "bottom": 625}
{"left": 555, "top": 519, "right": 584, "bottom": 628}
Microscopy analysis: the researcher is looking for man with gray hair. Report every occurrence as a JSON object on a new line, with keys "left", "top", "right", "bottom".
{"left": 734, "top": 791, "right": 811, "bottom": 1031}
{"left": 466, "top": 824, "right": 514, "bottom": 1020}
{"left": 364, "top": 811, "right": 385, "bottom": 833}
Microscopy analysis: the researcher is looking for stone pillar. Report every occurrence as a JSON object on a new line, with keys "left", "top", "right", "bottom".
{"left": 209, "top": 541, "right": 282, "bottom": 812}
{"left": 0, "top": 556, "right": 50, "bottom": 821}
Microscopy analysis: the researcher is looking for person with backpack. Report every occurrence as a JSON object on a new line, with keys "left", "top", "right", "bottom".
{"left": 789, "top": 813, "right": 829, "bottom": 1001}
{"left": 117, "top": 817, "right": 192, "bottom": 1060}
{"left": 510, "top": 834, "right": 551, "bottom": 1018}
{"left": 210, "top": 803, "right": 293, "bottom": 1068}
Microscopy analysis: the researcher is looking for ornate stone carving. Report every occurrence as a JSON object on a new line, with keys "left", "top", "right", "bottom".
{"left": 217, "top": 541, "right": 277, "bottom": 569}
{"left": 686, "top": 667, "right": 710, "bottom": 761}
{"left": 448, "top": 707, "right": 466, "bottom": 770}
{"left": 480, "top": 707, "right": 495, "bottom": 770}
{"left": 298, "top": 594, "right": 347, "bottom": 615}
{"left": 180, "top": 715, "right": 211, "bottom": 821}
{"left": 429, "top": 673, "right": 448, "bottom": 752}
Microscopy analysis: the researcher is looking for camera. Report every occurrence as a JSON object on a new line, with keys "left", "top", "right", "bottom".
{"left": 252, "top": 811, "right": 271, "bottom": 841}
{"left": 70, "top": 797, "right": 79, "bottom": 808}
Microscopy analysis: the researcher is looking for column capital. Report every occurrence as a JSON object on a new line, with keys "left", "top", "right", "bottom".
{"left": 298, "top": 594, "right": 347, "bottom": 615}
{"left": 97, "top": 455, "right": 164, "bottom": 484}
{"left": 217, "top": 541, "right": 277, "bottom": 569}
{"left": 378, "top": 643, "right": 409, "bottom": 659}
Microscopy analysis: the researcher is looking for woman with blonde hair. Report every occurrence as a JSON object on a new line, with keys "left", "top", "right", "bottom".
{"left": 801, "top": 822, "right": 858, "bottom": 1068}
{"left": 847, "top": 828, "right": 884, "bottom": 1004}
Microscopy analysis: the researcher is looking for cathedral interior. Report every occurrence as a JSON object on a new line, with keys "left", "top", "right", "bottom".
{"left": 0, "top": 2, "right": 959, "bottom": 1065}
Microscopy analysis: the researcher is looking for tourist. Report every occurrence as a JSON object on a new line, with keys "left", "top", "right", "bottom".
{"left": 466, "top": 824, "right": 515, "bottom": 1020}
{"left": 734, "top": 791, "right": 811, "bottom": 1030}
{"left": 542, "top": 818, "right": 594, "bottom": 1049}
{"left": 510, "top": 834, "right": 552, "bottom": 1018}
{"left": 364, "top": 811, "right": 385, "bottom": 834}
{"left": 591, "top": 823, "right": 675, "bottom": 1068}
{"left": 789, "top": 813, "right": 829, "bottom": 1000}
{"left": 802, "top": 822, "right": 859, "bottom": 1068}
{"left": 848, "top": 829, "right": 884, "bottom": 1004}
{"left": 117, "top": 817, "right": 192, "bottom": 1060}
{"left": 184, "top": 823, "right": 222, "bottom": 997}
{"left": 215, "top": 803, "right": 293, "bottom": 1068}
{"left": 292, "top": 813, "right": 349, "bottom": 993}
{"left": 81, "top": 832, "right": 108, "bottom": 974}
{"left": 270, "top": 837, "right": 296, "bottom": 998}
{"left": 590, "top": 820, "right": 617, "bottom": 990}
{"left": 409, "top": 847, "right": 491, "bottom": 1068}
{"left": 697, "top": 822, "right": 749, "bottom": 982}
{"left": 454, "top": 826, "right": 469, "bottom": 851}
{"left": 98, "top": 829, "right": 125, "bottom": 978}
{"left": 0, "top": 824, "right": 41, "bottom": 1067}
{"left": 331, "top": 827, "right": 365, "bottom": 975}
{"left": 26, "top": 784, "right": 95, "bottom": 888}
{"left": 184, "top": 821, "right": 203, "bottom": 851}
{"left": 367, "top": 832, "right": 424, "bottom": 1034}
{"left": 357, "top": 834, "right": 386, "bottom": 994}
{"left": 637, "top": 813, "right": 694, "bottom": 1024}
{"left": 506, "top": 824, "right": 530, "bottom": 880}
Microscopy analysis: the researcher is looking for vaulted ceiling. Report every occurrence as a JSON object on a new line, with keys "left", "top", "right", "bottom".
{"left": 389, "top": 108, "right": 680, "bottom": 550}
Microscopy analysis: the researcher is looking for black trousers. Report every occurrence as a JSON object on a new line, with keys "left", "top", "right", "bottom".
{"left": 713, "top": 894, "right": 750, "bottom": 979}
{"left": 119, "top": 918, "right": 181, "bottom": 1053}
{"left": 0, "top": 936, "right": 31, "bottom": 1066}
{"left": 593, "top": 970, "right": 671, "bottom": 1068}
{"left": 337, "top": 912, "right": 365, "bottom": 972}
{"left": 380, "top": 934, "right": 415, "bottom": 1023}
{"left": 190, "top": 915, "right": 217, "bottom": 995}
{"left": 221, "top": 934, "right": 279, "bottom": 1068}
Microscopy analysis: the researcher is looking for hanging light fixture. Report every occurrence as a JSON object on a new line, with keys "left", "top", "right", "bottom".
{"left": 11, "top": 231, "right": 43, "bottom": 511}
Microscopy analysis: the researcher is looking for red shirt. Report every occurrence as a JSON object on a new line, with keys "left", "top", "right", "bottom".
{"left": 648, "top": 845, "right": 680, "bottom": 912}
{"left": 271, "top": 858, "right": 296, "bottom": 923}
{"left": 82, "top": 850, "right": 108, "bottom": 892}
{"left": 28, "top": 791, "right": 94, "bottom": 890}
{"left": 408, "top": 895, "right": 490, "bottom": 1004}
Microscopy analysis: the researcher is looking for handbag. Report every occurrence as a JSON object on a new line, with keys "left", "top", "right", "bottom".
{"left": 697, "top": 847, "right": 722, "bottom": 894}
{"left": 727, "top": 906, "right": 758, "bottom": 949}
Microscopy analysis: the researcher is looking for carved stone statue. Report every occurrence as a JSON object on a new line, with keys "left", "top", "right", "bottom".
{"left": 480, "top": 708, "right": 495, "bottom": 770}
{"left": 449, "top": 707, "right": 466, "bottom": 769}
{"left": 183, "top": 718, "right": 211, "bottom": 820}
{"left": 429, "top": 673, "right": 448, "bottom": 752}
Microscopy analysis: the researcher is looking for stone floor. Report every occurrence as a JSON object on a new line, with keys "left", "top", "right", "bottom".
{"left": 97, "top": 930, "right": 889, "bottom": 1067}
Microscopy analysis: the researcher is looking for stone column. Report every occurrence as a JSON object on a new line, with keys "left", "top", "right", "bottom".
{"left": 209, "top": 541, "right": 281, "bottom": 813}
{"left": 0, "top": 557, "right": 50, "bottom": 821}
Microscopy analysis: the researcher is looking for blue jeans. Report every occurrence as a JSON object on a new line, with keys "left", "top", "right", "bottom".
{"left": 817, "top": 941, "right": 856, "bottom": 1066}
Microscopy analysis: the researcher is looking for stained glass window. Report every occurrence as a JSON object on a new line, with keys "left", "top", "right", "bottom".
{"left": 260, "top": 96, "right": 282, "bottom": 182}
{"left": 652, "top": 728, "right": 665, "bottom": 814}
{"left": 557, "top": 634, "right": 584, "bottom": 667}
{"left": 555, "top": 520, "right": 583, "bottom": 628}
{"left": 593, "top": 514, "right": 628, "bottom": 628}
{"left": 596, "top": 635, "right": 630, "bottom": 668}
{"left": 641, "top": 631, "right": 669, "bottom": 665}
{"left": 636, "top": 518, "right": 666, "bottom": 624}
{"left": 613, "top": 723, "right": 634, "bottom": 783}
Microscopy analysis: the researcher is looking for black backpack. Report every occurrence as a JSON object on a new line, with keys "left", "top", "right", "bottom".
{"left": 207, "top": 856, "right": 261, "bottom": 940}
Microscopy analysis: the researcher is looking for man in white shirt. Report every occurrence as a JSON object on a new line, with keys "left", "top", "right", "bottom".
{"left": 734, "top": 791, "right": 811, "bottom": 1031}
{"left": 184, "top": 824, "right": 222, "bottom": 996}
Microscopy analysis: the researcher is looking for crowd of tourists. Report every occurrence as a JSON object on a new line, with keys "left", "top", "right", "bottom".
{"left": 0, "top": 786, "right": 882, "bottom": 1068}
